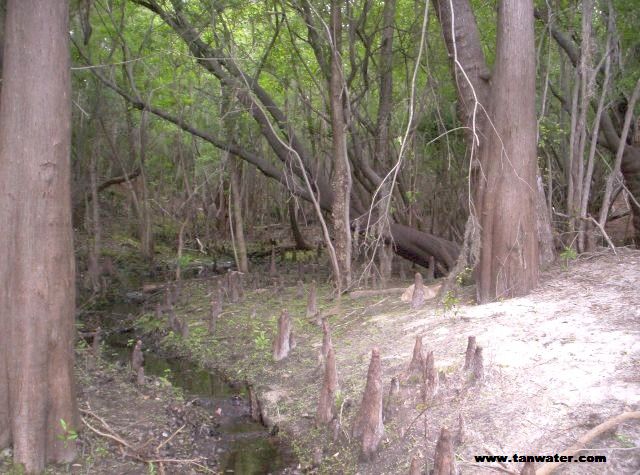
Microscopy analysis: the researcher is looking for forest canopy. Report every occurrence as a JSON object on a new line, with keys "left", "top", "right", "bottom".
{"left": 68, "top": 0, "right": 640, "bottom": 297}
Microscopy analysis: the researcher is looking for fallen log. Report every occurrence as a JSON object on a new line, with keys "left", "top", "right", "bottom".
{"left": 536, "top": 411, "right": 640, "bottom": 475}
{"left": 348, "top": 287, "right": 407, "bottom": 298}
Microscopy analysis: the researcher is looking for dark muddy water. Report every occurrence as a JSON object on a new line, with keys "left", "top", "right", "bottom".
{"left": 106, "top": 331, "right": 290, "bottom": 474}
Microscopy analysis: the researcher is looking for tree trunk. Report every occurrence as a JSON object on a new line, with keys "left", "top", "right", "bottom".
{"left": 135, "top": 109, "right": 154, "bottom": 260}
{"left": 433, "top": 0, "right": 552, "bottom": 282}
{"left": 88, "top": 144, "right": 102, "bottom": 292}
{"left": 475, "top": 1, "right": 539, "bottom": 302}
{"left": 568, "top": 0, "right": 593, "bottom": 251}
{"left": 432, "top": 0, "right": 491, "bottom": 147}
{"left": 124, "top": 106, "right": 153, "bottom": 261}
{"left": 288, "top": 199, "right": 311, "bottom": 250}
{"left": 230, "top": 158, "right": 249, "bottom": 273}
{"left": 0, "top": 0, "right": 79, "bottom": 471}
{"left": 374, "top": 0, "right": 396, "bottom": 284}
{"left": 599, "top": 79, "right": 640, "bottom": 243}
{"left": 536, "top": 176, "right": 556, "bottom": 267}
{"left": 329, "top": 0, "right": 352, "bottom": 292}
{"left": 621, "top": 146, "right": 640, "bottom": 245}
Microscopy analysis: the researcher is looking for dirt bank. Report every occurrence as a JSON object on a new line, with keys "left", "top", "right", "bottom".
{"left": 135, "top": 248, "right": 639, "bottom": 474}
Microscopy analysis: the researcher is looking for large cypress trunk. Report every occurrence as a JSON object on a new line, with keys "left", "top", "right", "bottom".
{"left": 475, "top": 1, "right": 539, "bottom": 302}
{"left": 0, "top": 0, "right": 79, "bottom": 471}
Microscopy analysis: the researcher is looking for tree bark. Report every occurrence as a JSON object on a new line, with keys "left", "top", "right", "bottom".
{"left": 0, "top": 0, "right": 79, "bottom": 471}
{"left": 374, "top": 0, "right": 396, "bottom": 284}
{"left": 89, "top": 145, "right": 102, "bottom": 292}
{"left": 568, "top": 0, "right": 593, "bottom": 251}
{"left": 475, "top": 1, "right": 539, "bottom": 302}
{"left": 434, "top": 0, "right": 552, "bottom": 282}
{"left": 288, "top": 199, "right": 311, "bottom": 250}
{"left": 316, "top": 346, "right": 337, "bottom": 425}
{"left": 137, "top": 112, "right": 154, "bottom": 262}
{"left": 273, "top": 309, "right": 292, "bottom": 362}
{"left": 329, "top": 0, "right": 352, "bottom": 291}
{"left": 230, "top": 158, "right": 249, "bottom": 273}
{"left": 432, "top": 0, "right": 491, "bottom": 147}
{"left": 352, "top": 348, "right": 384, "bottom": 460}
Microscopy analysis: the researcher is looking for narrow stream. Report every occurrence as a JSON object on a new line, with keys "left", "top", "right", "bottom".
{"left": 106, "top": 331, "right": 290, "bottom": 474}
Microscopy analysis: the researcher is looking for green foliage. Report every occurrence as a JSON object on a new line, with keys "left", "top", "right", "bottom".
{"left": 442, "top": 290, "right": 461, "bottom": 319}
{"left": 137, "top": 312, "right": 165, "bottom": 333}
{"left": 157, "top": 368, "right": 172, "bottom": 387}
{"left": 455, "top": 266, "right": 473, "bottom": 286}
{"left": 76, "top": 337, "right": 89, "bottom": 351}
{"left": 538, "top": 117, "right": 565, "bottom": 148}
{"left": 177, "top": 254, "right": 194, "bottom": 269}
{"left": 560, "top": 246, "right": 578, "bottom": 269}
{"left": 282, "top": 249, "right": 316, "bottom": 263}
{"left": 614, "top": 433, "right": 635, "bottom": 448}
{"left": 404, "top": 190, "right": 420, "bottom": 204}
{"left": 2, "top": 464, "right": 25, "bottom": 475}
{"left": 57, "top": 419, "right": 78, "bottom": 448}
{"left": 253, "top": 330, "right": 270, "bottom": 351}
{"left": 93, "top": 440, "right": 110, "bottom": 458}
{"left": 334, "top": 389, "right": 345, "bottom": 411}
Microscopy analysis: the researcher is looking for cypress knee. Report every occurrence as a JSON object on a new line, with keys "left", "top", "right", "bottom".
{"left": 432, "top": 427, "right": 455, "bottom": 475}
{"left": 472, "top": 346, "right": 484, "bottom": 383}
{"left": 273, "top": 309, "right": 292, "bottom": 361}
{"left": 411, "top": 272, "right": 425, "bottom": 309}
{"left": 408, "top": 335, "right": 424, "bottom": 376}
{"left": 422, "top": 350, "right": 438, "bottom": 402}
{"left": 307, "top": 280, "right": 319, "bottom": 323}
{"left": 409, "top": 456, "right": 422, "bottom": 475}
{"left": 521, "top": 461, "right": 535, "bottom": 474}
{"left": 352, "top": 348, "right": 384, "bottom": 460}
{"left": 316, "top": 346, "right": 337, "bottom": 425}
{"left": 463, "top": 336, "right": 477, "bottom": 370}
{"left": 131, "top": 340, "right": 144, "bottom": 375}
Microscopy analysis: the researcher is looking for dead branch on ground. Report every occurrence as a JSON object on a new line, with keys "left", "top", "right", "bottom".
{"left": 80, "top": 408, "right": 213, "bottom": 473}
{"left": 536, "top": 411, "right": 640, "bottom": 475}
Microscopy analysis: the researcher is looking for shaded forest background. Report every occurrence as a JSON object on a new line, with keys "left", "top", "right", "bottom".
{"left": 65, "top": 0, "right": 639, "bottom": 297}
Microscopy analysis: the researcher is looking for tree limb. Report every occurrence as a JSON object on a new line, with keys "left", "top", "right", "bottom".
{"left": 536, "top": 411, "right": 640, "bottom": 475}
{"left": 96, "top": 167, "right": 141, "bottom": 193}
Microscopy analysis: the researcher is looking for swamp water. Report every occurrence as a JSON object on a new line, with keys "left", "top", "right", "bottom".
{"left": 106, "top": 331, "right": 290, "bottom": 474}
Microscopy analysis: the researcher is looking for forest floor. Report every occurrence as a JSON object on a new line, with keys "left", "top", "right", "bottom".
{"left": 3, "top": 247, "right": 638, "bottom": 475}
{"left": 129, "top": 247, "right": 640, "bottom": 474}
{"left": 0, "top": 346, "right": 222, "bottom": 474}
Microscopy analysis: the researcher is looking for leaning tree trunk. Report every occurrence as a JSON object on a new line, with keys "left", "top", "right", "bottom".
{"left": 621, "top": 146, "right": 640, "bottom": 245}
{"left": 0, "top": 0, "right": 79, "bottom": 472}
{"left": 288, "top": 199, "right": 311, "bottom": 250}
{"left": 432, "top": 0, "right": 491, "bottom": 148}
{"left": 475, "top": 1, "right": 539, "bottom": 302}
{"left": 91, "top": 1, "right": 465, "bottom": 275}
{"left": 598, "top": 82, "right": 640, "bottom": 247}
